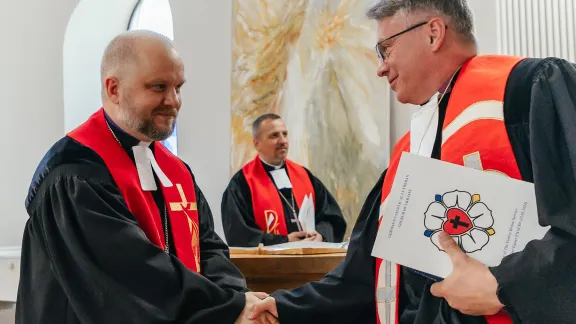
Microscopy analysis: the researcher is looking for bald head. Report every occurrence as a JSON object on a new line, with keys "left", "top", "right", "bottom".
{"left": 99, "top": 29, "right": 186, "bottom": 142}
{"left": 100, "top": 30, "right": 177, "bottom": 95}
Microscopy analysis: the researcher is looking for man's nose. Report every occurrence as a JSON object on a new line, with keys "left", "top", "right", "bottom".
{"left": 376, "top": 59, "right": 389, "bottom": 78}
{"left": 164, "top": 88, "right": 181, "bottom": 107}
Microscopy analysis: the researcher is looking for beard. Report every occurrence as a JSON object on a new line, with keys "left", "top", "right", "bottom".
{"left": 118, "top": 96, "right": 177, "bottom": 141}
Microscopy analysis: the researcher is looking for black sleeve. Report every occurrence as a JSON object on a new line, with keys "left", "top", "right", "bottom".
{"left": 306, "top": 169, "right": 347, "bottom": 243}
{"left": 221, "top": 172, "right": 289, "bottom": 247}
{"left": 490, "top": 58, "right": 576, "bottom": 323}
{"left": 29, "top": 164, "right": 245, "bottom": 324}
{"left": 270, "top": 171, "right": 386, "bottom": 324}
{"left": 193, "top": 181, "right": 248, "bottom": 293}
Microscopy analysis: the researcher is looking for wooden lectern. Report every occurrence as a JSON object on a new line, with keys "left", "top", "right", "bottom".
{"left": 229, "top": 244, "right": 347, "bottom": 293}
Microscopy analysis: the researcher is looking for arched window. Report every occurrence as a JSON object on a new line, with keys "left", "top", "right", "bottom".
{"left": 129, "top": 0, "right": 178, "bottom": 155}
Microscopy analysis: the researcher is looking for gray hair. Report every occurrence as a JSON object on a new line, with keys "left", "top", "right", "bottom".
{"left": 366, "top": 0, "right": 476, "bottom": 44}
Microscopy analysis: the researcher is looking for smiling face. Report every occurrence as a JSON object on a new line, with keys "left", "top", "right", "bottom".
{"left": 375, "top": 12, "right": 449, "bottom": 104}
{"left": 104, "top": 39, "right": 186, "bottom": 141}
{"left": 253, "top": 118, "right": 289, "bottom": 166}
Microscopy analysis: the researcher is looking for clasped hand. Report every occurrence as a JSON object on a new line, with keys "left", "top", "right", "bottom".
{"left": 288, "top": 230, "right": 323, "bottom": 242}
{"left": 430, "top": 232, "right": 504, "bottom": 316}
{"left": 235, "top": 292, "right": 278, "bottom": 324}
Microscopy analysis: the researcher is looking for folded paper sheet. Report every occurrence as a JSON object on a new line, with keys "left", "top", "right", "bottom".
{"left": 298, "top": 194, "right": 315, "bottom": 232}
{"left": 371, "top": 152, "right": 550, "bottom": 278}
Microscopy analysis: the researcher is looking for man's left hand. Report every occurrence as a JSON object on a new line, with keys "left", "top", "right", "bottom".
{"left": 430, "top": 231, "right": 504, "bottom": 316}
{"left": 305, "top": 231, "right": 323, "bottom": 242}
{"left": 235, "top": 292, "right": 278, "bottom": 324}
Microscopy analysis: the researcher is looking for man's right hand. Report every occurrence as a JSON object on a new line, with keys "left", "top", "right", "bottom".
{"left": 235, "top": 292, "right": 278, "bottom": 324}
{"left": 287, "top": 231, "right": 307, "bottom": 242}
{"left": 248, "top": 296, "right": 278, "bottom": 322}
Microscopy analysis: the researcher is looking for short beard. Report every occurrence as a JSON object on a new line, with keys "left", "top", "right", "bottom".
{"left": 137, "top": 117, "right": 175, "bottom": 141}
{"left": 118, "top": 103, "right": 176, "bottom": 141}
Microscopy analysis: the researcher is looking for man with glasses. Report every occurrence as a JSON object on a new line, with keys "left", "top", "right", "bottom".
{"left": 248, "top": 0, "right": 576, "bottom": 323}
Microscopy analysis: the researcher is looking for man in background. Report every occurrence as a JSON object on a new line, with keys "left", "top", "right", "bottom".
{"left": 248, "top": 0, "right": 576, "bottom": 323}
{"left": 222, "top": 113, "right": 347, "bottom": 247}
{"left": 16, "top": 30, "right": 276, "bottom": 324}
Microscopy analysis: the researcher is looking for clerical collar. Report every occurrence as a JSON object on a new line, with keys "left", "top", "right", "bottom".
{"left": 104, "top": 111, "right": 172, "bottom": 191}
{"left": 259, "top": 156, "right": 285, "bottom": 170}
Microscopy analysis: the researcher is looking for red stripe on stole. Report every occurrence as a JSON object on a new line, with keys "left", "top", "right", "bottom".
{"left": 242, "top": 156, "right": 315, "bottom": 236}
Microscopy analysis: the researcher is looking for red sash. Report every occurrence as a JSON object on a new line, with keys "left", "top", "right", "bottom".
{"left": 68, "top": 108, "right": 201, "bottom": 273}
{"left": 242, "top": 156, "right": 315, "bottom": 235}
{"left": 375, "top": 55, "right": 524, "bottom": 324}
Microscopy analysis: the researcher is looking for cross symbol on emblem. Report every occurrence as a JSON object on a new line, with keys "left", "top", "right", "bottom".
{"left": 449, "top": 215, "right": 470, "bottom": 229}
{"left": 169, "top": 184, "right": 197, "bottom": 211}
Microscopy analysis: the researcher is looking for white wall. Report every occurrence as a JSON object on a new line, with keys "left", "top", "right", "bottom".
{"left": 0, "top": 1, "right": 78, "bottom": 322}
{"left": 63, "top": 0, "right": 139, "bottom": 132}
{"left": 0, "top": 0, "right": 78, "bottom": 247}
{"left": 170, "top": 0, "right": 232, "bottom": 238}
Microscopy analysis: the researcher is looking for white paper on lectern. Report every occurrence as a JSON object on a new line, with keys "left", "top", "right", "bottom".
{"left": 304, "top": 194, "right": 315, "bottom": 232}
{"left": 298, "top": 194, "right": 315, "bottom": 232}
{"left": 263, "top": 241, "right": 347, "bottom": 251}
{"left": 371, "top": 152, "right": 550, "bottom": 278}
{"left": 297, "top": 194, "right": 309, "bottom": 229}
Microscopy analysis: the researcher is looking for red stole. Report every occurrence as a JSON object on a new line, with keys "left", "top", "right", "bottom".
{"left": 375, "top": 55, "right": 525, "bottom": 324}
{"left": 67, "top": 108, "right": 201, "bottom": 273}
{"left": 242, "top": 156, "right": 315, "bottom": 235}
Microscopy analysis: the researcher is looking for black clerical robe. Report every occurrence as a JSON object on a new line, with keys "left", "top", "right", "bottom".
{"left": 16, "top": 114, "right": 248, "bottom": 324}
{"left": 271, "top": 57, "right": 576, "bottom": 324}
{"left": 221, "top": 159, "right": 347, "bottom": 247}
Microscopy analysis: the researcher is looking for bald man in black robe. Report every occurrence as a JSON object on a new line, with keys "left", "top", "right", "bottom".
{"left": 16, "top": 30, "right": 276, "bottom": 324}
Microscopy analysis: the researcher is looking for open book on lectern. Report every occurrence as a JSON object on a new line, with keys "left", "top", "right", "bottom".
{"left": 371, "top": 152, "right": 550, "bottom": 279}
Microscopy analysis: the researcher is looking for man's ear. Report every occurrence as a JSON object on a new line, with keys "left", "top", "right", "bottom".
{"left": 428, "top": 18, "right": 447, "bottom": 52}
{"left": 105, "top": 77, "right": 121, "bottom": 104}
{"left": 253, "top": 137, "right": 259, "bottom": 150}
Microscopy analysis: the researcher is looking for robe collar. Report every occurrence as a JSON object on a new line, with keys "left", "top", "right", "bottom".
{"left": 410, "top": 68, "right": 461, "bottom": 156}
{"left": 259, "top": 156, "right": 285, "bottom": 170}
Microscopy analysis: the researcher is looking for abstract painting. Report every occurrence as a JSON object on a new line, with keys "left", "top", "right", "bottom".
{"left": 231, "top": 0, "right": 391, "bottom": 237}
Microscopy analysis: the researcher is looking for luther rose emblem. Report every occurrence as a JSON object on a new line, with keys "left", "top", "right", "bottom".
{"left": 423, "top": 190, "right": 495, "bottom": 253}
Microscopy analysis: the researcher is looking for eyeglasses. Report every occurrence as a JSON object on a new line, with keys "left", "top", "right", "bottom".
{"left": 375, "top": 21, "right": 428, "bottom": 61}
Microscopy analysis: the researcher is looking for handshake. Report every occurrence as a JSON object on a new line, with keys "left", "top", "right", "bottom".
{"left": 235, "top": 292, "right": 278, "bottom": 324}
